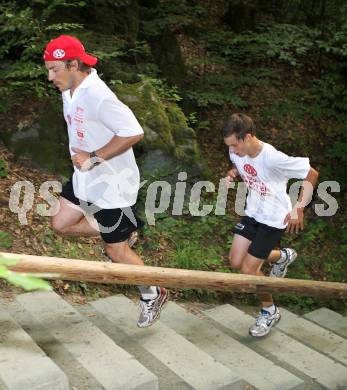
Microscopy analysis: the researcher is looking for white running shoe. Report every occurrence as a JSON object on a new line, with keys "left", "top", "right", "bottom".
{"left": 270, "top": 248, "right": 297, "bottom": 278}
{"left": 137, "top": 287, "right": 169, "bottom": 328}
{"left": 249, "top": 306, "right": 281, "bottom": 337}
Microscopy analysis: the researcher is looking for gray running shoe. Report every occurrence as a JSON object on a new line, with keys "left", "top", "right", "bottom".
{"left": 270, "top": 248, "right": 297, "bottom": 278}
{"left": 249, "top": 306, "right": 281, "bottom": 337}
{"left": 137, "top": 287, "right": 169, "bottom": 328}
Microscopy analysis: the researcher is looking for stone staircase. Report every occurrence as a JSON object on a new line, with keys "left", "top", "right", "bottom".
{"left": 0, "top": 291, "right": 346, "bottom": 389}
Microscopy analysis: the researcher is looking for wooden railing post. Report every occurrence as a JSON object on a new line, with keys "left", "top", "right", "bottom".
{"left": 1, "top": 252, "right": 347, "bottom": 298}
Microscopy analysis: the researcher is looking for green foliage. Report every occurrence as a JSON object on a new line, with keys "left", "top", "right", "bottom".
{"left": 1, "top": 62, "right": 48, "bottom": 97}
{"left": 142, "top": 208, "right": 235, "bottom": 268}
{"left": 184, "top": 71, "right": 252, "bottom": 108}
{"left": 186, "top": 88, "right": 247, "bottom": 108}
{"left": 328, "top": 134, "right": 347, "bottom": 163}
{"left": 152, "top": 212, "right": 231, "bottom": 243}
{"left": 0, "top": 231, "right": 13, "bottom": 249}
{"left": 141, "top": 1, "right": 206, "bottom": 36}
{"left": 0, "top": 1, "right": 85, "bottom": 96}
{"left": 138, "top": 76, "right": 182, "bottom": 102}
{"left": 90, "top": 39, "right": 152, "bottom": 69}
{"left": 318, "top": 6, "right": 347, "bottom": 59}
{"left": 310, "top": 74, "right": 347, "bottom": 118}
{"left": 267, "top": 72, "right": 347, "bottom": 183}
{"left": 0, "top": 4, "right": 39, "bottom": 59}
{"left": 0, "top": 159, "right": 8, "bottom": 177}
{"left": 281, "top": 217, "right": 347, "bottom": 282}
{"left": 203, "top": 23, "right": 319, "bottom": 66}
{"left": 261, "top": 90, "right": 308, "bottom": 121}
{"left": 183, "top": 22, "right": 324, "bottom": 108}
{"left": 0, "top": 255, "right": 52, "bottom": 291}
{"left": 168, "top": 241, "right": 222, "bottom": 271}
{"left": 264, "top": 24, "right": 319, "bottom": 67}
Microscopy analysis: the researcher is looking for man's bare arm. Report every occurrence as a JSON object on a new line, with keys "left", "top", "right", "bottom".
{"left": 71, "top": 134, "right": 144, "bottom": 171}
{"left": 284, "top": 167, "right": 319, "bottom": 234}
{"left": 94, "top": 134, "right": 144, "bottom": 160}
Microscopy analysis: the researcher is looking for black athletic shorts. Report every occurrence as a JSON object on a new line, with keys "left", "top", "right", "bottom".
{"left": 232, "top": 216, "right": 285, "bottom": 260}
{"left": 60, "top": 179, "right": 144, "bottom": 243}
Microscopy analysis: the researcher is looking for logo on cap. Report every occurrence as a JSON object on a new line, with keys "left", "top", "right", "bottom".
{"left": 53, "top": 49, "right": 65, "bottom": 59}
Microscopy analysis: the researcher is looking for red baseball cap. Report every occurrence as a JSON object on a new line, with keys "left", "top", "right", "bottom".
{"left": 43, "top": 35, "right": 98, "bottom": 66}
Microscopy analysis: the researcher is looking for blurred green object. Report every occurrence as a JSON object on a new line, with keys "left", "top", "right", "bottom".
{"left": 0, "top": 255, "right": 52, "bottom": 291}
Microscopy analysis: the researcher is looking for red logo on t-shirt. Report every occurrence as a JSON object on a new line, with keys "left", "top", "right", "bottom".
{"left": 77, "top": 130, "right": 84, "bottom": 139}
{"left": 243, "top": 164, "right": 257, "bottom": 176}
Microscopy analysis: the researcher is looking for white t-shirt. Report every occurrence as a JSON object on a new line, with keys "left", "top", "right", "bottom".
{"left": 62, "top": 69, "right": 144, "bottom": 209}
{"left": 230, "top": 143, "right": 310, "bottom": 228}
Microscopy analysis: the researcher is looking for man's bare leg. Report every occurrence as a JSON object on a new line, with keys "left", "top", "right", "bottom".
{"left": 228, "top": 234, "right": 251, "bottom": 270}
{"left": 104, "top": 241, "right": 143, "bottom": 265}
{"left": 51, "top": 197, "right": 99, "bottom": 237}
{"left": 241, "top": 253, "right": 273, "bottom": 307}
{"left": 104, "top": 240, "right": 168, "bottom": 328}
{"left": 241, "top": 253, "right": 281, "bottom": 337}
{"left": 266, "top": 249, "right": 281, "bottom": 263}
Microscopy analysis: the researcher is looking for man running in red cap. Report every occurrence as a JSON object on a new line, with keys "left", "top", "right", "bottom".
{"left": 43, "top": 35, "right": 168, "bottom": 328}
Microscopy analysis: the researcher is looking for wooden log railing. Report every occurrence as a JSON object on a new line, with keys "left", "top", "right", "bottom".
{"left": 1, "top": 252, "right": 347, "bottom": 299}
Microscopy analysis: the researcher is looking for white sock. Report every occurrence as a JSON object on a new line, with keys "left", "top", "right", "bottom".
{"left": 138, "top": 285, "right": 158, "bottom": 300}
{"left": 277, "top": 249, "right": 287, "bottom": 263}
{"left": 263, "top": 304, "right": 276, "bottom": 315}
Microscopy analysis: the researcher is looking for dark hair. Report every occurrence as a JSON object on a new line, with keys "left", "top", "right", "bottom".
{"left": 222, "top": 113, "right": 255, "bottom": 139}
{"left": 64, "top": 58, "right": 92, "bottom": 73}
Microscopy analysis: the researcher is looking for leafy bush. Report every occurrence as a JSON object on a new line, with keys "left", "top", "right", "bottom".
{"left": 0, "top": 1, "right": 84, "bottom": 96}
{"left": 141, "top": 1, "right": 206, "bottom": 37}
{"left": 202, "top": 23, "right": 319, "bottom": 67}
{"left": 186, "top": 88, "right": 247, "bottom": 108}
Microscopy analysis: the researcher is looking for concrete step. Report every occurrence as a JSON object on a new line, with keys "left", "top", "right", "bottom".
{"left": 2, "top": 289, "right": 347, "bottom": 389}
{"left": 0, "top": 305, "right": 68, "bottom": 390}
{"left": 90, "top": 294, "right": 249, "bottom": 390}
{"left": 304, "top": 308, "right": 347, "bottom": 338}
{"left": 277, "top": 308, "right": 347, "bottom": 366}
{"left": 15, "top": 291, "right": 158, "bottom": 390}
{"left": 204, "top": 304, "right": 347, "bottom": 389}
{"left": 4, "top": 298, "right": 108, "bottom": 389}
{"left": 76, "top": 302, "right": 192, "bottom": 390}
{"left": 160, "top": 301, "right": 305, "bottom": 390}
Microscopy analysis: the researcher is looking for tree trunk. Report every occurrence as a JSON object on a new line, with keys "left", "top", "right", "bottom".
{"left": 2, "top": 252, "right": 347, "bottom": 298}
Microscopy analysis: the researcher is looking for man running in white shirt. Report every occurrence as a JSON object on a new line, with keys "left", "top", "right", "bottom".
{"left": 223, "top": 113, "right": 318, "bottom": 337}
{"left": 43, "top": 35, "right": 168, "bottom": 327}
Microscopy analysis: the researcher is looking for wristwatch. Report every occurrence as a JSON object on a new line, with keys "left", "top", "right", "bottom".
{"left": 89, "top": 151, "right": 100, "bottom": 167}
